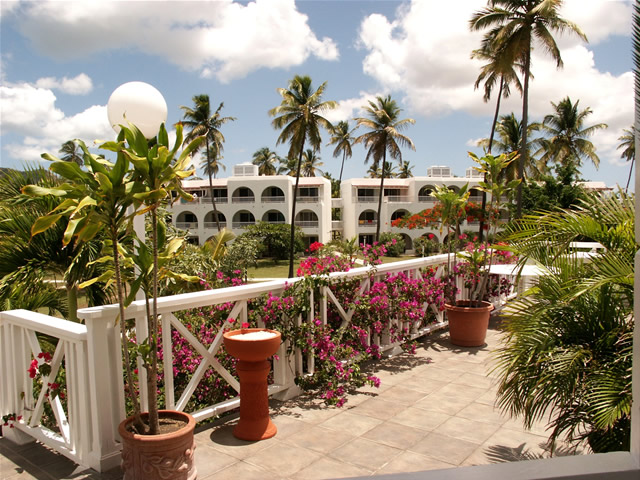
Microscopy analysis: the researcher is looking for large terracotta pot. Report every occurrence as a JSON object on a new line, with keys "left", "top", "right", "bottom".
{"left": 445, "top": 300, "right": 494, "bottom": 347}
{"left": 223, "top": 328, "right": 281, "bottom": 441}
{"left": 119, "top": 410, "right": 196, "bottom": 480}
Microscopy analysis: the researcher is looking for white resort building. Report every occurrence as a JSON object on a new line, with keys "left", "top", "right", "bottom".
{"left": 169, "top": 163, "right": 486, "bottom": 249}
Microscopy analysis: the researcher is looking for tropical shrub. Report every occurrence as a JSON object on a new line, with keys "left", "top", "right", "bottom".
{"left": 378, "top": 232, "right": 405, "bottom": 257}
{"left": 412, "top": 234, "right": 440, "bottom": 257}
{"left": 496, "top": 191, "right": 635, "bottom": 453}
{"left": 235, "top": 221, "right": 304, "bottom": 260}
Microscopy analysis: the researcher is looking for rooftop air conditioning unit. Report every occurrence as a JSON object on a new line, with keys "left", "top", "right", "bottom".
{"left": 427, "top": 166, "right": 451, "bottom": 177}
{"left": 466, "top": 167, "right": 483, "bottom": 178}
{"left": 233, "top": 163, "right": 259, "bottom": 177}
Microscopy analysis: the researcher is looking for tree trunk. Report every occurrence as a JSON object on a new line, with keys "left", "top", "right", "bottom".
{"left": 206, "top": 137, "right": 221, "bottom": 232}
{"left": 339, "top": 151, "right": 346, "bottom": 183}
{"left": 626, "top": 158, "right": 634, "bottom": 192}
{"left": 516, "top": 47, "right": 531, "bottom": 219}
{"left": 375, "top": 150, "right": 387, "bottom": 242}
{"left": 66, "top": 284, "right": 78, "bottom": 322}
{"left": 147, "top": 208, "right": 159, "bottom": 435}
{"left": 289, "top": 134, "right": 306, "bottom": 278}
{"left": 479, "top": 77, "right": 504, "bottom": 242}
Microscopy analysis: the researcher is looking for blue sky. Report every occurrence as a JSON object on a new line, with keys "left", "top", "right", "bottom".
{"left": 0, "top": 0, "right": 634, "bottom": 189}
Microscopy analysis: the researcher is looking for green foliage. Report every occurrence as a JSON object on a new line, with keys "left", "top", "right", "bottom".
{"left": 497, "top": 191, "right": 636, "bottom": 452}
{"left": 236, "top": 222, "right": 304, "bottom": 260}
{"left": 219, "top": 235, "right": 261, "bottom": 279}
{"left": 412, "top": 235, "right": 440, "bottom": 257}
{"left": 378, "top": 232, "right": 405, "bottom": 257}
{"left": 521, "top": 163, "right": 587, "bottom": 214}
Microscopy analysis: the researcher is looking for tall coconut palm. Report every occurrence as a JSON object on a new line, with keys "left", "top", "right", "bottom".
{"left": 354, "top": 95, "right": 415, "bottom": 241}
{"left": 478, "top": 112, "right": 543, "bottom": 180}
{"left": 252, "top": 147, "right": 281, "bottom": 176}
{"left": 470, "top": 0, "right": 587, "bottom": 217}
{"left": 617, "top": 127, "right": 635, "bottom": 191}
{"left": 59, "top": 140, "right": 84, "bottom": 166}
{"left": 181, "top": 94, "right": 235, "bottom": 232}
{"left": 536, "top": 97, "right": 607, "bottom": 170}
{"left": 199, "top": 151, "right": 225, "bottom": 179}
{"left": 269, "top": 75, "right": 336, "bottom": 278}
{"left": 301, "top": 149, "right": 324, "bottom": 177}
{"left": 327, "top": 120, "right": 355, "bottom": 183}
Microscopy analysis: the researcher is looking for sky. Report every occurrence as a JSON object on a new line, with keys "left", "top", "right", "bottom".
{"left": 0, "top": 0, "right": 634, "bottom": 189}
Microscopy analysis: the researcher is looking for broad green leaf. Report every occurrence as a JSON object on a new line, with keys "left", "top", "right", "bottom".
{"left": 158, "top": 123, "right": 169, "bottom": 148}
{"left": 124, "top": 122, "right": 149, "bottom": 156}
{"left": 41, "top": 152, "right": 62, "bottom": 163}
{"left": 178, "top": 135, "right": 205, "bottom": 164}
{"left": 50, "top": 161, "right": 85, "bottom": 182}
{"left": 79, "top": 270, "right": 114, "bottom": 289}
{"left": 31, "top": 214, "right": 62, "bottom": 236}
{"left": 63, "top": 216, "right": 84, "bottom": 245}
{"left": 95, "top": 172, "right": 113, "bottom": 192}
{"left": 22, "top": 185, "right": 69, "bottom": 197}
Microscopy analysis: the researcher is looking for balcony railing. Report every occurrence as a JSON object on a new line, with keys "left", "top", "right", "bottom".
{"left": 331, "top": 221, "right": 343, "bottom": 229}
{"left": 231, "top": 221, "right": 255, "bottom": 229}
{"left": 296, "top": 196, "right": 319, "bottom": 203}
{"left": 203, "top": 221, "right": 227, "bottom": 229}
{"left": 180, "top": 196, "right": 228, "bottom": 205}
{"left": 357, "top": 197, "right": 377, "bottom": 203}
{"left": 386, "top": 195, "right": 410, "bottom": 203}
{"left": 175, "top": 222, "right": 198, "bottom": 229}
{"left": 418, "top": 195, "right": 436, "bottom": 202}
{"left": 358, "top": 219, "right": 378, "bottom": 226}
{"left": 295, "top": 220, "right": 319, "bottom": 228}
{"left": 262, "top": 196, "right": 286, "bottom": 203}
{"left": 0, "top": 255, "right": 530, "bottom": 472}
{"left": 231, "top": 197, "right": 255, "bottom": 203}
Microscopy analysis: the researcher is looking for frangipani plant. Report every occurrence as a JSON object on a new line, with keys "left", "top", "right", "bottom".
{"left": 24, "top": 122, "right": 203, "bottom": 435}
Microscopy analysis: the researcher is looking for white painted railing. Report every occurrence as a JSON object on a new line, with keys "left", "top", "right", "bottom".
{"left": 0, "top": 254, "right": 524, "bottom": 472}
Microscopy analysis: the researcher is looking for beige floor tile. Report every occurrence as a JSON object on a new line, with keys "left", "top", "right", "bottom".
{"left": 362, "top": 421, "right": 427, "bottom": 450}
{"left": 456, "top": 402, "right": 509, "bottom": 425}
{"left": 430, "top": 382, "right": 490, "bottom": 401}
{"left": 434, "top": 417, "right": 502, "bottom": 445}
{"left": 204, "top": 460, "right": 276, "bottom": 480}
{"left": 206, "top": 423, "right": 281, "bottom": 460}
{"left": 244, "top": 442, "right": 322, "bottom": 477}
{"left": 389, "top": 407, "right": 451, "bottom": 432}
{"left": 284, "top": 425, "right": 355, "bottom": 454}
{"left": 481, "top": 427, "right": 550, "bottom": 461}
{"left": 413, "top": 391, "right": 474, "bottom": 416}
{"left": 290, "top": 457, "right": 373, "bottom": 479}
{"left": 452, "top": 372, "right": 496, "bottom": 389}
{"left": 328, "top": 437, "right": 402, "bottom": 471}
{"left": 319, "top": 411, "right": 383, "bottom": 436}
{"left": 409, "top": 431, "right": 481, "bottom": 466}
{"left": 476, "top": 388, "right": 499, "bottom": 406}
{"left": 374, "top": 450, "right": 456, "bottom": 475}
{"left": 350, "top": 397, "right": 411, "bottom": 420}
{"left": 419, "top": 366, "right": 464, "bottom": 383}
{"left": 190, "top": 444, "right": 238, "bottom": 478}
{"left": 395, "top": 375, "right": 445, "bottom": 394}
{"left": 377, "top": 385, "right": 429, "bottom": 406}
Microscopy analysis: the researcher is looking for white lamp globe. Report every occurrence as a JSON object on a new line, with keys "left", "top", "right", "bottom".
{"left": 107, "top": 81, "right": 168, "bottom": 139}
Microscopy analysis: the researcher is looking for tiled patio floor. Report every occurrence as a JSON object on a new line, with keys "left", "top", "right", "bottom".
{"left": 0, "top": 317, "right": 584, "bottom": 479}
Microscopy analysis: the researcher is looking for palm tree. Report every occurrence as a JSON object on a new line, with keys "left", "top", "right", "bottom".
{"left": 301, "top": 149, "right": 324, "bottom": 177}
{"left": 269, "top": 75, "right": 336, "bottom": 278}
{"left": 397, "top": 160, "right": 414, "bottom": 178}
{"left": 617, "top": 127, "right": 635, "bottom": 191}
{"left": 252, "top": 147, "right": 281, "bottom": 175}
{"left": 327, "top": 120, "right": 355, "bottom": 183}
{"left": 181, "top": 94, "right": 236, "bottom": 232}
{"left": 59, "top": 140, "right": 83, "bottom": 166}
{"left": 478, "top": 112, "right": 543, "bottom": 180}
{"left": 199, "top": 151, "right": 225, "bottom": 179}
{"left": 354, "top": 95, "right": 415, "bottom": 241}
{"left": 367, "top": 161, "right": 397, "bottom": 179}
{"left": 470, "top": 0, "right": 587, "bottom": 217}
{"left": 536, "top": 97, "right": 607, "bottom": 170}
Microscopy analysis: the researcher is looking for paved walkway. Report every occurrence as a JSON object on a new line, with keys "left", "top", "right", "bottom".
{"left": 0, "top": 318, "right": 583, "bottom": 479}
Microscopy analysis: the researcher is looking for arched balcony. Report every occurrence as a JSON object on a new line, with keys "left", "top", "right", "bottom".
{"left": 469, "top": 188, "right": 483, "bottom": 204}
{"left": 358, "top": 210, "right": 377, "bottom": 227}
{"left": 231, "top": 187, "right": 255, "bottom": 204}
{"left": 418, "top": 185, "right": 436, "bottom": 202}
{"left": 261, "top": 186, "right": 285, "bottom": 203}
{"left": 262, "top": 210, "right": 286, "bottom": 224}
{"left": 295, "top": 210, "right": 319, "bottom": 228}
{"left": 175, "top": 211, "right": 198, "bottom": 230}
{"left": 204, "top": 211, "right": 227, "bottom": 229}
{"left": 232, "top": 210, "right": 255, "bottom": 229}
{"left": 391, "top": 209, "right": 409, "bottom": 225}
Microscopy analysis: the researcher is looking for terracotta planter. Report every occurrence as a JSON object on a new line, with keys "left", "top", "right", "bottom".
{"left": 119, "top": 410, "right": 196, "bottom": 480}
{"left": 445, "top": 300, "right": 494, "bottom": 347}
{"left": 223, "top": 328, "right": 281, "bottom": 441}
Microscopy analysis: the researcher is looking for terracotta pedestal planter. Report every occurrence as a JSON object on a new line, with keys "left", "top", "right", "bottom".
{"left": 223, "top": 328, "right": 281, "bottom": 441}
{"left": 445, "top": 300, "right": 494, "bottom": 347}
{"left": 118, "top": 410, "right": 196, "bottom": 480}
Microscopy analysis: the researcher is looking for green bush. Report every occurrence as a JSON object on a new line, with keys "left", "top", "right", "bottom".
{"left": 378, "top": 232, "right": 405, "bottom": 257}
{"left": 413, "top": 235, "right": 440, "bottom": 256}
{"left": 237, "top": 222, "right": 304, "bottom": 260}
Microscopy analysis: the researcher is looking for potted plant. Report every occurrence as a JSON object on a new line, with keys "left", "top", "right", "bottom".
{"left": 436, "top": 152, "right": 519, "bottom": 347}
{"left": 25, "top": 122, "right": 203, "bottom": 479}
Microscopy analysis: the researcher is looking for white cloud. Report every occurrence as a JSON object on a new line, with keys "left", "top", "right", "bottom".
{"left": 15, "top": 0, "right": 339, "bottom": 83}
{"left": 35, "top": 73, "right": 93, "bottom": 95}
{"left": 1, "top": 82, "right": 113, "bottom": 164}
{"left": 324, "top": 91, "right": 383, "bottom": 124}
{"left": 357, "top": 0, "right": 633, "bottom": 169}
